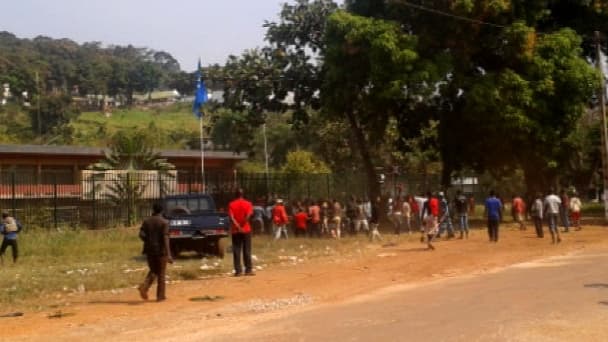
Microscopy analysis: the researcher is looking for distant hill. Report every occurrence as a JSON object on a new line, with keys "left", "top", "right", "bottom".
{"left": 0, "top": 31, "right": 193, "bottom": 104}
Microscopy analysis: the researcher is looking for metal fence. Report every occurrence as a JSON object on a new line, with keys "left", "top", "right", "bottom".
{"left": 0, "top": 171, "right": 483, "bottom": 230}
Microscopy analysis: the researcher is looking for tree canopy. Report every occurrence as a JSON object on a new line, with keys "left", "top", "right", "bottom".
{"left": 0, "top": 32, "right": 183, "bottom": 103}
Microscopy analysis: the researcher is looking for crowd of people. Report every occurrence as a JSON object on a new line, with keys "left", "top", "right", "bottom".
{"left": 132, "top": 186, "right": 585, "bottom": 301}
{"left": 240, "top": 187, "right": 584, "bottom": 250}
{"left": 247, "top": 195, "right": 383, "bottom": 241}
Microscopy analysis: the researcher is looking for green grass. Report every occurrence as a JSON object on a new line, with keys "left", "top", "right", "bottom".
{"left": 0, "top": 228, "right": 145, "bottom": 309}
{"left": 69, "top": 103, "right": 204, "bottom": 147}
{"left": 0, "top": 227, "right": 401, "bottom": 311}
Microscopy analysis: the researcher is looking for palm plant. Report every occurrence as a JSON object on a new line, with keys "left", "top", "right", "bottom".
{"left": 87, "top": 131, "right": 176, "bottom": 225}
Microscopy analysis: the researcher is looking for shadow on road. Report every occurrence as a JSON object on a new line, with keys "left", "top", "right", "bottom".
{"left": 395, "top": 247, "right": 433, "bottom": 253}
{"left": 88, "top": 300, "right": 144, "bottom": 306}
{"left": 598, "top": 301, "right": 608, "bottom": 306}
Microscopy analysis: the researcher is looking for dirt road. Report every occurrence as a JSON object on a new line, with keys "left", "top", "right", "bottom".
{"left": 4, "top": 225, "right": 608, "bottom": 341}
{"left": 213, "top": 251, "right": 608, "bottom": 341}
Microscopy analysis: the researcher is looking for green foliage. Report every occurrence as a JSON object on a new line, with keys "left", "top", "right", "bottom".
{"left": 281, "top": 150, "right": 330, "bottom": 174}
{"left": 87, "top": 130, "right": 176, "bottom": 225}
{"left": 0, "top": 103, "right": 32, "bottom": 143}
{"left": 29, "top": 94, "right": 80, "bottom": 137}
{"left": 0, "top": 31, "right": 184, "bottom": 103}
{"left": 236, "top": 161, "right": 268, "bottom": 173}
{"left": 346, "top": 0, "right": 604, "bottom": 188}
{"left": 90, "top": 130, "right": 175, "bottom": 172}
{"left": 69, "top": 105, "right": 200, "bottom": 148}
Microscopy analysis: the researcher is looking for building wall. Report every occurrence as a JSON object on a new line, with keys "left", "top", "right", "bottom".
{"left": 0, "top": 154, "right": 241, "bottom": 185}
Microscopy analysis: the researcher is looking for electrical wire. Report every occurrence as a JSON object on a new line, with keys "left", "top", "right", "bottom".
{"left": 394, "top": 1, "right": 507, "bottom": 28}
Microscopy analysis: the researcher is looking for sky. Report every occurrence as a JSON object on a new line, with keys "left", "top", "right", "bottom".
{"left": 0, "top": 0, "right": 338, "bottom": 71}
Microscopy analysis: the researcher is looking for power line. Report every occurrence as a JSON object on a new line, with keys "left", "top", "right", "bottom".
{"left": 395, "top": 0, "right": 507, "bottom": 28}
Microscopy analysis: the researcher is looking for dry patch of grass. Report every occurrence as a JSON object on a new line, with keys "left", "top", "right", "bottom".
{"left": 0, "top": 228, "right": 402, "bottom": 311}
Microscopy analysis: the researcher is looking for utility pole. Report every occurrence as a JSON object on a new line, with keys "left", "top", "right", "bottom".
{"left": 36, "top": 71, "right": 41, "bottom": 137}
{"left": 263, "top": 122, "right": 270, "bottom": 196}
{"left": 595, "top": 31, "right": 608, "bottom": 222}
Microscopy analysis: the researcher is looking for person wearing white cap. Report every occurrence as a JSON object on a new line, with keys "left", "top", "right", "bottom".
{"left": 272, "top": 199, "right": 289, "bottom": 240}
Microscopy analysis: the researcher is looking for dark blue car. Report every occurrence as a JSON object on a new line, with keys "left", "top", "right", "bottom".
{"left": 163, "top": 194, "right": 230, "bottom": 258}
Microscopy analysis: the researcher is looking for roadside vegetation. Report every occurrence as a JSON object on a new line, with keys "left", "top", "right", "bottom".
{"left": 2, "top": 205, "right": 604, "bottom": 311}
{"left": 0, "top": 227, "right": 398, "bottom": 310}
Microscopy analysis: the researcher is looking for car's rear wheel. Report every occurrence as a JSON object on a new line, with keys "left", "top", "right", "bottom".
{"left": 204, "top": 238, "right": 225, "bottom": 259}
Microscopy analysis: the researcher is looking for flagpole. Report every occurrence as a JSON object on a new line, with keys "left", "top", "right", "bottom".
{"left": 200, "top": 116, "right": 205, "bottom": 193}
{"left": 193, "top": 57, "right": 208, "bottom": 193}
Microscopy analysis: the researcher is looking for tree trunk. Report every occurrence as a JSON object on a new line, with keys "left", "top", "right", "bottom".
{"left": 523, "top": 163, "right": 553, "bottom": 195}
{"left": 344, "top": 110, "right": 380, "bottom": 200}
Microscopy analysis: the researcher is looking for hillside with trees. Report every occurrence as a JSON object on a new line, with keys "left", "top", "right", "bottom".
{"left": 1, "top": 0, "right": 608, "bottom": 197}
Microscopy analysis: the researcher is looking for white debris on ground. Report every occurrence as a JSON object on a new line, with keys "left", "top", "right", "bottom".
{"left": 122, "top": 267, "right": 146, "bottom": 274}
{"left": 166, "top": 275, "right": 182, "bottom": 285}
{"left": 377, "top": 252, "right": 396, "bottom": 257}
{"left": 231, "top": 294, "right": 314, "bottom": 313}
{"left": 199, "top": 258, "right": 223, "bottom": 271}
{"left": 278, "top": 255, "right": 306, "bottom": 266}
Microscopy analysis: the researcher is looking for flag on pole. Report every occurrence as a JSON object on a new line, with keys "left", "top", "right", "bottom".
{"left": 192, "top": 59, "right": 208, "bottom": 118}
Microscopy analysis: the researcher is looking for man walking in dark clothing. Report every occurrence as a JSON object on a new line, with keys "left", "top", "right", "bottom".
{"left": 138, "top": 203, "right": 173, "bottom": 301}
{"left": 228, "top": 188, "right": 254, "bottom": 276}
{"left": 484, "top": 190, "right": 502, "bottom": 242}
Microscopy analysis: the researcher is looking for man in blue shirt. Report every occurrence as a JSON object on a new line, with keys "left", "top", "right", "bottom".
{"left": 484, "top": 191, "right": 502, "bottom": 242}
{"left": 0, "top": 212, "right": 21, "bottom": 263}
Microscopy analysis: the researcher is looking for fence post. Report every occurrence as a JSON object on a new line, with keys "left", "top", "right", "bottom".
{"left": 127, "top": 172, "right": 132, "bottom": 226}
{"left": 53, "top": 174, "right": 58, "bottom": 230}
{"left": 326, "top": 173, "right": 330, "bottom": 199}
{"left": 158, "top": 173, "right": 163, "bottom": 199}
{"left": 92, "top": 175, "right": 96, "bottom": 229}
{"left": 11, "top": 172, "right": 16, "bottom": 218}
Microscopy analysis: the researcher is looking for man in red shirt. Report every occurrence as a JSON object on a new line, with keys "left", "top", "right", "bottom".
{"left": 294, "top": 206, "right": 308, "bottom": 237}
{"left": 228, "top": 188, "right": 254, "bottom": 276}
{"left": 272, "top": 199, "right": 289, "bottom": 240}
{"left": 422, "top": 191, "right": 439, "bottom": 250}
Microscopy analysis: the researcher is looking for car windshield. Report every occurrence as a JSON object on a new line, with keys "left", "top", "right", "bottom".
{"left": 166, "top": 197, "right": 211, "bottom": 212}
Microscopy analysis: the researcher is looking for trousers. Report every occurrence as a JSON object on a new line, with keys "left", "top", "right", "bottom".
{"left": 141, "top": 254, "right": 167, "bottom": 300}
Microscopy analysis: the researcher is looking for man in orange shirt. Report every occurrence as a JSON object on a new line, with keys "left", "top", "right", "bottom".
{"left": 511, "top": 195, "right": 526, "bottom": 231}
{"left": 308, "top": 200, "right": 321, "bottom": 237}
{"left": 228, "top": 188, "right": 254, "bottom": 276}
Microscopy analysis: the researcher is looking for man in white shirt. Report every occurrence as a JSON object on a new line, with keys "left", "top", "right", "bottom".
{"left": 569, "top": 191, "right": 582, "bottom": 231}
{"left": 544, "top": 189, "right": 562, "bottom": 244}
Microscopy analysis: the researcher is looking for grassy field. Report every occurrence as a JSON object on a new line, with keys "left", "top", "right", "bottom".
{"left": 68, "top": 103, "right": 203, "bottom": 148}
{"left": 0, "top": 227, "right": 403, "bottom": 311}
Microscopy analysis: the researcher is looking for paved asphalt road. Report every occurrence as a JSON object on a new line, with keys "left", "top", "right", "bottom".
{"left": 209, "top": 251, "right": 608, "bottom": 341}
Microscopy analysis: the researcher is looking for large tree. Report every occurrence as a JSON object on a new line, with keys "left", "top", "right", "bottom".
{"left": 346, "top": 0, "right": 603, "bottom": 190}
{"left": 322, "top": 10, "right": 445, "bottom": 198}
